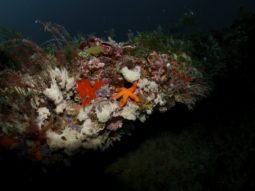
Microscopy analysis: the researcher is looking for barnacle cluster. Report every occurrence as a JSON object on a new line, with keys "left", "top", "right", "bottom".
{"left": 0, "top": 23, "right": 208, "bottom": 161}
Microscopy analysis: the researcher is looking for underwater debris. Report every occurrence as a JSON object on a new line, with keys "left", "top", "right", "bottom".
{"left": 0, "top": 26, "right": 209, "bottom": 162}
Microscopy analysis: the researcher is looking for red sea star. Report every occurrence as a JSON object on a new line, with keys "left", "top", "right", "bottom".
{"left": 113, "top": 81, "right": 140, "bottom": 107}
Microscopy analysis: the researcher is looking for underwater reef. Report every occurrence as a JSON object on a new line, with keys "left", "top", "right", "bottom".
{"left": 0, "top": 10, "right": 254, "bottom": 191}
{"left": 0, "top": 21, "right": 208, "bottom": 161}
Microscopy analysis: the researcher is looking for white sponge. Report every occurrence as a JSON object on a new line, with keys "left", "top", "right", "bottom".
{"left": 121, "top": 66, "right": 141, "bottom": 82}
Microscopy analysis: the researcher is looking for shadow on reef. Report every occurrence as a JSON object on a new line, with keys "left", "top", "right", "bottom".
{"left": 103, "top": 10, "right": 255, "bottom": 191}
{"left": 1, "top": 10, "right": 255, "bottom": 191}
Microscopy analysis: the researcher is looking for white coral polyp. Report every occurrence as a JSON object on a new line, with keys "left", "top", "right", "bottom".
{"left": 46, "top": 118, "right": 105, "bottom": 153}
{"left": 43, "top": 79, "right": 63, "bottom": 105}
{"left": 154, "top": 94, "right": 166, "bottom": 106}
{"left": 46, "top": 128, "right": 84, "bottom": 152}
{"left": 138, "top": 78, "right": 158, "bottom": 92}
{"left": 115, "top": 102, "right": 139, "bottom": 120}
{"left": 121, "top": 66, "right": 141, "bottom": 82}
{"left": 65, "top": 77, "right": 75, "bottom": 91}
{"left": 81, "top": 119, "right": 102, "bottom": 136}
{"left": 77, "top": 105, "right": 92, "bottom": 122}
{"left": 37, "top": 107, "right": 50, "bottom": 128}
{"left": 50, "top": 67, "right": 75, "bottom": 91}
{"left": 96, "top": 101, "right": 118, "bottom": 123}
{"left": 55, "top": 101, "right": 67, "bottom": 114}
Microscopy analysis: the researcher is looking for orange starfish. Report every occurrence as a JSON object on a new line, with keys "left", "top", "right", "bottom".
{"left": 113, "top": 81, "right": 140, "bottom": 107}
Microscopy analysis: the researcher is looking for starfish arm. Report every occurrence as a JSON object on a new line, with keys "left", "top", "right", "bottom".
{"left": 119, "top": 94, "right": 128, "bottom": 107}
{"left": 129, "top": 94, "right": 140, "bottom": 102}
{"left": 113, "top": 91, "right": 125, "bottom": 100}
{"left": 113, "top": 81, "right": 140, "bottom": 107}
{"left": 115, "top": 88, "right": 126, "bottom": 93}
{"left": 129, "top": 81, "right": 138, "bottom": 92}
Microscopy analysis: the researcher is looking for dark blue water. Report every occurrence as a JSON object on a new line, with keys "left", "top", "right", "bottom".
{"left": 1, "top": 0, "right": 255, "bottom": 42}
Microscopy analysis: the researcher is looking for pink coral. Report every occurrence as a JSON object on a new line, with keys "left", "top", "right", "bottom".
{"left": 147, "top": 51, "right": 169, "bottom": 82}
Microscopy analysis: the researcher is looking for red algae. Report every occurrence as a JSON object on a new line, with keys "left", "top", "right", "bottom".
{"left": 76, "top": 79, "right": 103, "bottom": 106}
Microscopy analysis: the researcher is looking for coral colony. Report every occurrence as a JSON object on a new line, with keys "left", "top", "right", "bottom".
{"left": 0, "top": 22, "right": 208, "bottom": 161}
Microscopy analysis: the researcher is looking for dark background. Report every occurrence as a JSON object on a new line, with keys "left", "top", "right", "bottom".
{"left": 1, "top": 1, "right": 255, "bottom": 190}
{"left": 1, "top": 0, "right": 255, "bottom": 42}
